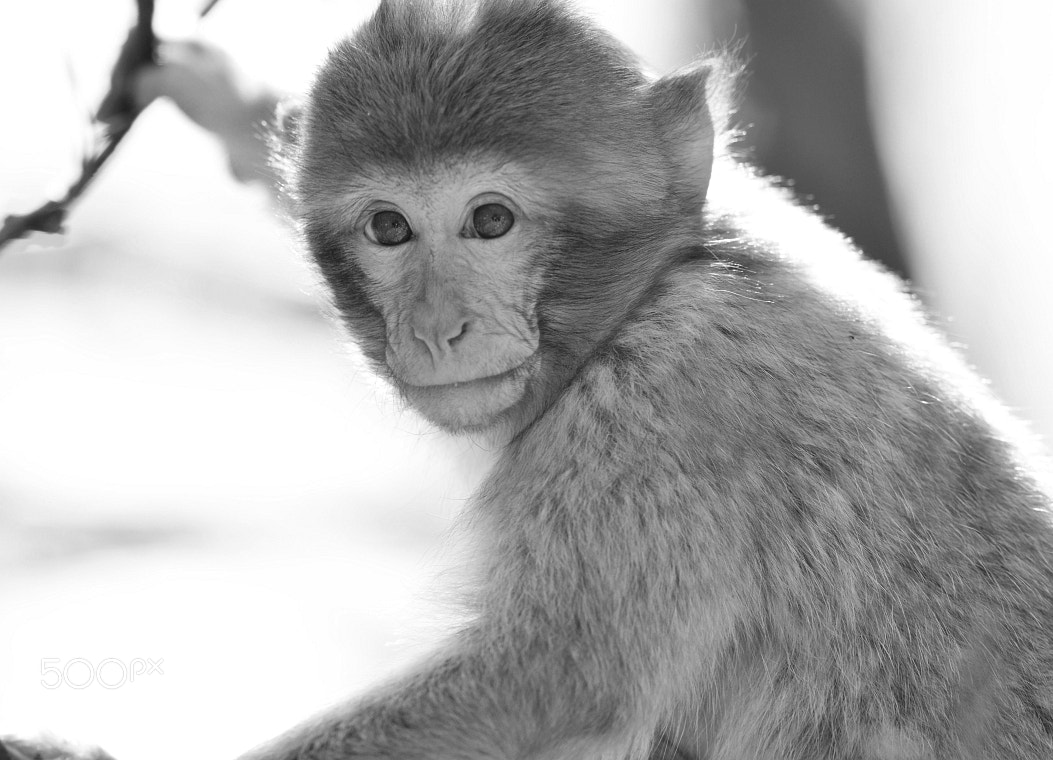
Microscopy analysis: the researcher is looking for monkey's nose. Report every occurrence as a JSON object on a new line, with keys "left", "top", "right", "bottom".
{"left": 412, "top": 318, "right": 470, "bottom": 362}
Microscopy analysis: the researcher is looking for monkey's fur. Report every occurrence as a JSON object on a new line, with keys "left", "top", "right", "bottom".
{"left": 8, "top": 1, "right": 1049, "bottom": 759}
{"left": 265, "top": 0, "right": 1053, "bottom": 758}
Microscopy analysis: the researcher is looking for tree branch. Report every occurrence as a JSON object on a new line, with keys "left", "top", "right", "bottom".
{"left": 0, "top": 0, "right": 156, "bottom": 253}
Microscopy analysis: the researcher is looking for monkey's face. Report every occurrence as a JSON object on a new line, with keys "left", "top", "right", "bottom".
{"left": 317, "top": 161, "right": 552, "bottom": 435}
{"left": 293, "top": 0, "right": 716, "bottom": 439}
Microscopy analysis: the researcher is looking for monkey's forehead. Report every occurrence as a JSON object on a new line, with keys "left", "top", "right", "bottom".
{"left": 303, "top": 0, "right": 657, "bottom": 171}
{"left": 301, "top": 157, "right": 558, "bottom": 224}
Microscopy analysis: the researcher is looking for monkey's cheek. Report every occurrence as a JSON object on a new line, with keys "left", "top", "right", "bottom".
{"left": 401, "top": 368, "right": 532, "bottom": 432}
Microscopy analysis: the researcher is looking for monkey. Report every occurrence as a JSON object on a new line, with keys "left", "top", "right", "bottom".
{"left": 6, "top": 0, "right": 1053, "bottom": 758}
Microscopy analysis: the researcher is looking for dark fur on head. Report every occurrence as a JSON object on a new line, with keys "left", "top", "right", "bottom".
{"left": 298, "top": 0, "right": 666, "bottom": 204}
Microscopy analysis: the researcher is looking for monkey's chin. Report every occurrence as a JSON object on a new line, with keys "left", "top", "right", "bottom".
{"left": 400, "top": 359, "right": 535, "bottom": 435}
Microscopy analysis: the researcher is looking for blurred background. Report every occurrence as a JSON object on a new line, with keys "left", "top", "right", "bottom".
{"left": 1, "top": 1, "right": 1051, "bottom": 759}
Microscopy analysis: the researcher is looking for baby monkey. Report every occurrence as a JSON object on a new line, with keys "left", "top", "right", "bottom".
{"left": 9, "top": 0, "right": 1053, "bottom": 758}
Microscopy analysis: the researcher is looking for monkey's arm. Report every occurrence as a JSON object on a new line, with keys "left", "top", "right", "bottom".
{"left": 237, "top": 360, "right": 738, "bottom": 760}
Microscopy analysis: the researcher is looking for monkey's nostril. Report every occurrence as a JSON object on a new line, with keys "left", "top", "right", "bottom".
{"left": 448, "top": 320, "right": 469, "bottom": 347}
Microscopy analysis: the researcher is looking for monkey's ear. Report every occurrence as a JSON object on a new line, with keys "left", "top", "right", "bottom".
{"left": 648, "top": 61, "right": 721, "bottom": 213}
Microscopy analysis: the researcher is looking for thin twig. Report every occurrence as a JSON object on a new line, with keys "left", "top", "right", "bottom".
{"left": 199, "top": 0, "right": 223, "bottom": 18}
{"left": 0, "top": 0, "right": 157, "bottom": 253}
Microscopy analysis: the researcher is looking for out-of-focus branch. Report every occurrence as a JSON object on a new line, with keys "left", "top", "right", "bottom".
{"left": 0, "top": 736, "right": 117, "bottom": 760}
{"left": 0, "top": 0, "right": 224, "bottom": 255}
{"left": 0, "top": 113, "right": 136, "bottom": 247}
{"left": 0, "top": 0, "right": 155, "bottom": 253}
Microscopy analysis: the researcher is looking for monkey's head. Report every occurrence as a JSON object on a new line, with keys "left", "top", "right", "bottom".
{"left": 286, "top": 0, "right": 722, "bottom": 438}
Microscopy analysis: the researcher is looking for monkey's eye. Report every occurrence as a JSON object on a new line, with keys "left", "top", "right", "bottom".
{"left": 471, "top": 203, "right": 514, "bottom": 239}
{"left": 367, "top": 210, "right": 413, "bottom": 246}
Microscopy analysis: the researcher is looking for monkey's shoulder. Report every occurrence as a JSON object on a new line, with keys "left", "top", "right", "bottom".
{"left": 600, "top": 165, "right": 995, "bottom": 442}
{"left": 510, "top": 167, "right": 1053, "bottom": 544}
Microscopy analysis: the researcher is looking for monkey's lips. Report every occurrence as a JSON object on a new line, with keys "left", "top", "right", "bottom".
{"left": 399, "top": 356, "right": 537, "bottom": 431}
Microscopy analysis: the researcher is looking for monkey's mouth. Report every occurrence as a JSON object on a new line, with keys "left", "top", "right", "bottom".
{"left": 399, "top": 355, "right": 538, "bottom": 431}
